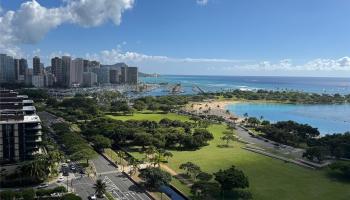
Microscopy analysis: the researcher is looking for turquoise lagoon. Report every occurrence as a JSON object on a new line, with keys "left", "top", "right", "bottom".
{"left": 226, "top": 103, "right": 350, "bottom": 135}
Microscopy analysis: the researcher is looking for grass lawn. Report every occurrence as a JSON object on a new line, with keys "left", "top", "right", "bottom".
{"left": 106, "top": 112, "right": 189, "bottom": 122}
{"left": 107, "top": 113, "right": 350, "bottom": 200}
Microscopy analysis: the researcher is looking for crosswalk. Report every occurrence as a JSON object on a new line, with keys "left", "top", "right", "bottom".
{"left": 102, "top": 176, "right": 148, "bottom": 200}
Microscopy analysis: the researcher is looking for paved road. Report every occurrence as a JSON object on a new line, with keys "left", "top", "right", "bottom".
{"left": 92, "top": 156, "right": 152, "bottom": 200}
{"left": 71, "top": 176, "right": 97, "bottom": 200}
{"left": 235, "top": 126, "right": 304, "bottom": 158}
{"left": 39, "top": 111, "right": 151, "bottom": 200}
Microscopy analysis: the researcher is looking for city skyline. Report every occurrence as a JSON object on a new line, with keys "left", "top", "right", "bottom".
{"left": 1, "top": 0, "right": 350, "bottom": 77}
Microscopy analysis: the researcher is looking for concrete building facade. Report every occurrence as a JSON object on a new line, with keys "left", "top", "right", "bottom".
{"left": 0, "top": 90, "right": 42, "bottom": 164}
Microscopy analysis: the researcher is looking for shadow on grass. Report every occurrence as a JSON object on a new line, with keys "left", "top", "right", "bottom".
{"left": 217, "top": 144, "right": 234, "bottom": 148}
{"left": 174, "top": 173, "right": 193, "bottom": 185}
{"left": 326, "top": 170, "right": 350, "bottom": 183}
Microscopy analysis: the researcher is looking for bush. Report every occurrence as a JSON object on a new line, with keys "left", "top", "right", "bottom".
{"left": 36, "top": 186, "right": 66, "bottom": 197}
{"left": 62, "top": 193, "right": 82, "bottom": 200}
{"left": 53, "top": 186, "right": 67, "bottom": 193}
{"left": 21, "top": 188, "right": 35, "bottom": 200}
{"left": 0, "top": 190, "right": 16, "bottom": 200}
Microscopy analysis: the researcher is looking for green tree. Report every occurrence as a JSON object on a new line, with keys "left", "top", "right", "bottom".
{"left": 70, "top": 147, "right": 97, "bottom": 165}
{"left": 148, "top": 103, "right": 160, "bottom": 112}
{"left": 303, "top": 146, "right": 330, "bottom": 162}
{"left": 91, "top": 134, "right": 112, "bottom": 152}
{"left": 21, "top": 189, "right": 35, "bottom": 200}
{"left": 179, "top": 162, "right": 201, "bottom": 179}
{"left": 93, "top": 179, "right": 107, "bottom": 198}
{"left": 116, "top": 150, "right": 127, "bottom": 171}
{"left": 139, "top": 167, "right": 172, "bottom": 189}
{"left": 21, "top": 155, "right": 49, "bottom": 181}
{"left": 133, "top": 100, "right": 147, "bottom": 111}
{"left": 0, "top": 190, "right": 16, "bottom": 200}
{"left": 247, "top": 117, "right": 260, "bottom": 127}
{"left": 221, "top": 131, "right": 236, "bottom": 147}
{"left": 191, "top": 181, "right": 220, "bottom": 200}
{"left": 163, "top": 151, "right": 173, "bottom": 162}
{"left": 214, "top": 165, "right": 249, "bottom": 197}
{"left": 196, "top": 172, "right": 213, "bottom": 182}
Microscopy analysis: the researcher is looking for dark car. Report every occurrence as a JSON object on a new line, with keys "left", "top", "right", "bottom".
{"left": 62, "top": 167, "right": 69, "bottom": 176}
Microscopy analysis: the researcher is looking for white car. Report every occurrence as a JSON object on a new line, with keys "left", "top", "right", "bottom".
{"left": 88, "top": 195, "right": 97, "bottom": 200}
{"left": 57, "top": 177, "right": 65, "bottom": 183}
{"left": 50, "top": 193, "right": 62, "bottom": 197}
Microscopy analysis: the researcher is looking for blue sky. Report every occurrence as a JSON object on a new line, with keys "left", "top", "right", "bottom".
{"left": 1, "top": 0, "right": 350, "bottom": 76}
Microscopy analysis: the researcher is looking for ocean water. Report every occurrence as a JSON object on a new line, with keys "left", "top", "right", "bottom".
{"left": 140, "top": 75, "right": 350, "bottom": 134}
{"left": 226, "top": 103, "right": 350, "bottom": 135}
{"left": 141, "top": 75, "right": 350, "bottom": 95}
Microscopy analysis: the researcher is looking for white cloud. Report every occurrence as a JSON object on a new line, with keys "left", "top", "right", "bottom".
{"left": 85, "top": 48, "right": 247, "bottom": 65}
{"left": 0, "top": 0, "right": 134, "bottom": 55}
{"left": 196, "top": 0, "right": 209, "bottom": 6}
{"left": 83, "top": 48, "right": 350, "bottom": 73}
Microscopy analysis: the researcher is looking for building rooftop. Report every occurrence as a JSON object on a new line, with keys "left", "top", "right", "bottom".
{"left": 23, "top": 99, "right": 34, "bottom": 104}
{"left": 23, "top": 106, "right": 36, "bottom": 111}
{"left": 0, "top": 114, "right": 41, "bottom": 124}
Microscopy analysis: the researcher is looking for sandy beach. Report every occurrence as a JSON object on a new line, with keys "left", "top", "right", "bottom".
{"left": 184, "top": 100, "right": 245, "bottom": 122}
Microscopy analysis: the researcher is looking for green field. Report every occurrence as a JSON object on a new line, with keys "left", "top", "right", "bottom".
{"left": 106, "top": 112, "right": 189, "bottom": 121}
{"left": 107, "top": 113, "right": 350, "bottom": 200}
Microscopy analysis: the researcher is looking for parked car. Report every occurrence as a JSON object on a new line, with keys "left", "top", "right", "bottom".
{"left": 51, "top": 193, "right": 62, "bottom": 197}
{"left": 57, "top": 176, "right": 65, "bottom": 183}
{"left": 88, "top": 195, "right": 97, "bottom": 200}
{"left": 62, "top": 168, "right": 69, "bottom": 176}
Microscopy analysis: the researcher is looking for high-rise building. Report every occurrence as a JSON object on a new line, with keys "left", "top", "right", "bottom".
{"left": 83, "top": 72, "right": 98, "bottom": 87}
{"left": 0, "top": 54, "right": 15, "bottom": 83}
{"left": 44, "top": 73, "right": 56, "bottom": 87}
{"left": 109, "top": 69, "right": 120, "bottom": 84}
{"left": 70, "top": 58, "right": 84, "bottom": 86}
{"left": 127, "top": 66, "right": 138, "bottom": 84}
{"left": 62, "top": 56, "right": 72, "bottom": 87}
{"left": 40, "top": 63, "right": 45, "bottom": 75}
{"left": 120, "top": 65, "right": 128, "bottom": 84}
{"left": 14, "top": 59, "right": 20, "bottom": 82}
{"left": 0, "top": 90, "right": 42, "bottom": 164}
{"left": 83, "top": 59, "right": 90, "bottom": 72}
{"left": 19, "top": 58, "right": 28, "bottom": 82}
{"left": 51, "top": 57, "right": 63, "bottom": 86}
{"left": 33, "top": 56, "right": 41, "bottom": 75}
{"left": 25, "top": 68, "right": 33, "bottom": 86}
{"left": 94, "top": 66, "right": 110, "bottom": 84}
{"left": 32, "top": 75, "right": 44, "bottom": 88}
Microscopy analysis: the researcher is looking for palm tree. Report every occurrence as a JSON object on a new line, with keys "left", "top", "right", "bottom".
{"left": 116, "top": 150, "right": 126, "bottom": 165}
{"left": 93, "top": 179, "right": 106, "bottom": 198}
{"left": 21, "top": 155, "right": 49, "bottom": 181}
{"left": 145, "top": 146, "right": 157, "bottom": 160}
{"left": 129, "top": 158, "right": 141, "bottom": 176}
{"left": 116, "top": 150, "right": 127, "bottom": 171}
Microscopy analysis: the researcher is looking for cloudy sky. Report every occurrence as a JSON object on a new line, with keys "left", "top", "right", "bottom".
{"left": 1, "top": 0, "right": 350, "bottom": 77}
